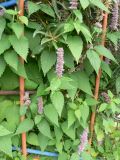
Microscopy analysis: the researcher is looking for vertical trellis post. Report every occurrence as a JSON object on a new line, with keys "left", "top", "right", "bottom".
{"left": 89, "top": 3, "right": 109, "bottom": 145}
{"left": 18, "top": 0, "right": 27, "bottom": 158}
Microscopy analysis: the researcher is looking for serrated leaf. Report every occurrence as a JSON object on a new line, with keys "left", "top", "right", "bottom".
{"left": 54, "top": 126, "right": 63, "bottom": 142}
{"left": 73, "top": 10, "right": 83, "bottom": 22}
{"left": 0, "top": 125, "right": 12, "bottom": 136}
{"left": 44, "top": 104, "right": 59, "bottom": 126}
{"left": 51, "top": 91, "right": 64, "bottom": 117}
{"left": 79, "top": 104, "right": 89, "bottom": 124}
{"left": 61, "top": 121, "right": 75, "bottom": 140}
{"left": 4, "top": 50, "right": 18, "bottom": 71}
{"left": 27, "top": 133, "right": 39, "bottom": 146}
{"left": 79, "top": 0, "right": 90, "bottom": 9}
{"left": 5, "top": 9, "right": 18, "bottom": 15}
{"left": 0, "top": 136, "right": 12, "bottom": 157}
{"left": 19, "top": 16, "right": 28, "bottom": 26}
{"left": 11, "top": 22, "right": 24, "bottom": 39}
{"left": 0, "top": 67, "right": 19, "bottom": 90}
{"left": 41, "top": 50, "right": 56, "bottom": 75}
{"left": 28, "top": 1, "right": 40, "bottom": 16}
{"left": 99, "top": 103, "right": 108, "bottom": 112}
{"left": 50, "top": 77, "right": 61, "bottom": 91}
{"left": 68, "top": 110, "right": 76, "bottom": 128}
{"left": 94, "top": 45, "right": 117, "bottom": 63}
{"left": 0, "top": 35, "right": 11, "bottom": 55}
{"left": 58, "top": 152, "right": 68, "bottom": 160}
{"left": 87, "top": 49, "right": 101, "bottom": 74}
{"left": 75, "top": 109, "right": 81, "bottom": 122}
{"left": 15, "top": 119, "right": 34, "bottom": 135}
{"left": 67, "top": 36, "right": 83, "bottom": 63}
{"left": 70, "top": 71, "right": 93, "bottom": 95}
{"left": 0, "top": 56, "right": 6, "bottom": 77}
{"left": 37, "top": 119, "right": 52, "bottom": 139}
{"left": 90, "top": 0, "right": 109, "bottom": 12}
{"left": 101, "top": 61, "right": 112, "bottom": 77}
{"left": 38, "top": 133, "right": 49, "bottom": 151}
{"left": 0, "top": 17, "right": 6, "bottom": 39}
{"left": 9, "top": 35, "right": 29, "bottom": 60}
{"left": 70, "top": 153, "right": 79, "bottom": 160}
{"left": 64, "top": 22, "right": 74, "bottom": 33}
{"left": 34, "top": 115, "right": 42, "bottom": 125}
{"left": 39, "top": 4, "right": 55, "bottom": 18}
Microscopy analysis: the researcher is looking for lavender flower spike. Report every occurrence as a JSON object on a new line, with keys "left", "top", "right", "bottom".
{"left": 69, "top": 0, "right": 78, "bottom": 10}
{"left": 56, "top": 48, "right": 64, "bottom": 78}
{"left": 110, "top": 0, "right": 119, "bottom": 31}
{"left": 38, "top": 97, "right": 44, "bottom": 114}
{"left": 78, "top": 128, "right": 88, "bottom": 155}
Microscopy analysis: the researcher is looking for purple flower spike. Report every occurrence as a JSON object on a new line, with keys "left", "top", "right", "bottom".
{"left": 110, "top": 0, "right": 119, "bottom": 31}
{"left": 69, "top": 0, "right": 78, "bottom": 10}
{"left": 38, "top": 97, "right": 44, "bottom": 114}
{"left": 56, "top": 48, "right": 64, "bottom": 78}
{"left": 78, "top": 128, "right": 88, "bottom": 155}
{"left": 24, "top": 92, "right": 31, "bottom": 106}
{"left": 0, "top": 8, "right": 5, "bottom": 16}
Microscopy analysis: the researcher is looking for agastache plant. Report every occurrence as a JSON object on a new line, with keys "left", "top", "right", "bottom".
{"left": 78, "top": 128, "right": 88, "bottom": 154}
{"left": 56, "top": 48, "right": 64, "bottom": 78}
{"left": 110, "top": 0, "right": 119, "bottom": 30}
{"left": 38, "top": 97, "right": 43, "bottom": 114}
{"left": 69, "top": 0, "right": 78, "bottom": 10}
{"left": 23, "top": 92, "right": 31, "bottom": 106}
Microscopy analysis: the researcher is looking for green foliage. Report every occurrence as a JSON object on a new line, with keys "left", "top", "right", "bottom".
{"left": 0, "top": 0, "right": 119, "bottom": 159}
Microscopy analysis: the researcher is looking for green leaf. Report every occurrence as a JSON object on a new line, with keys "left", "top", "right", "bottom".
{"left": 79, "top": 0, "right": 90, "bottom": 9}
{"left": 15, "top": 119, "right": 34, "bottom": 135}
{"left": 0, "top": 125, "right": 12, "bottom": 136}
{"left": 86, "top": 98, "right": 99, "bottom": 106}
{"left": 70, "top": 153, "right": 79, "bottom": 160}
{"left": 61, "top": 121, "right": 75, "bottom": 140}
{"left": 50, "top": 77, "right": 61, "bottom": 91}
{"left": 0, "top": 35, "right": 11, "bottom": 55}
{"left": 41, "top": 50, "right": 56, "bottom": 75}
{"left": 81, "top": 152, "right": 93, "bottom": 160}
{"left": 11, "top": 22, "right": 24, "bottom": 39}
{"left": 37, "top": 119, "right": 52, "bottom": 139}
{"left": 39, "top": 4, "right": 55, "bottom": 18}
{"left": 27, "top": 133, "right": 39, "bottom": 146}
{"left": 87, "top": 49, "right": 101, "bottom": 74}
{"left": 64, "top": 22, "right": 74, "bottom": 33}
{"left": 54, "top": 126, "right": 63, "bottom": 142}
{"left": 70, "top": 71, "right": 93, "bottom": 95}
{"left": 19, "top": 16, "right": 28, "bottom": 26}
{"left": 28, "top": 1, "right": 40, "bottom": 16}
{"left": 0, "top": 56, "right": 6, "bottom": 77}
{"left": 0, "top": 17, "right": 6, "bottom": 39}
{"left": 116, "top": 77, "right": 120, "bottom": 94}
{"left": 9, "top": 35, "right": 29, "bottom": 60}
{"left": 5, "top": 9, "right": 18, "bottom": 15}
{"left": 25, "top": 79, "right": 38, "bottom": 90}
{"left": 68, "top": 110, "right": 76, "bottom": 128}
{"left": 44, "top": 104, "right": 59, "bottom": 126}
{"left": 94, "top": 45, "right": 117, "bottom": 63}
{"left": 99, "top": 103, "right": 108, "bottom": 112}
{"left": 0, "top": 68, "right": 19, "bottom": 90}
{"left": 58, "top": 152, "right": 68, "bottom": 160}
{"left": 73, "top": 10, "right": 83, "bottom": 22}
{"left": 67, "top": 36, "right": 83, "bottom": 63}
{"left": 90, "top": 0, "right": 109, "bottom": 12}
{"left": 4, "top": 50, "right": 18, "bottom": 71}
{"left": 34, "top": 115, "right": 42, "bottom": 125}
{"left": 101, "top": 61, "right": 112, "bottom": 77}
{"left": 79, "top": 104, "right": 89, "bottom": 124}
{"left": 0, "top": 136, "right": 12, "bottom": 157}
{"left": 51, "top": 91, "right": 64, "bottom": 116}
{"left": 79, "top": 24, "right": 92, "bottom": 42}
{"left": 75, "top": 109, "right": 81, "bottom": 122}
{"left": 38, "top": 133, "right": 49, "bottom": 151}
